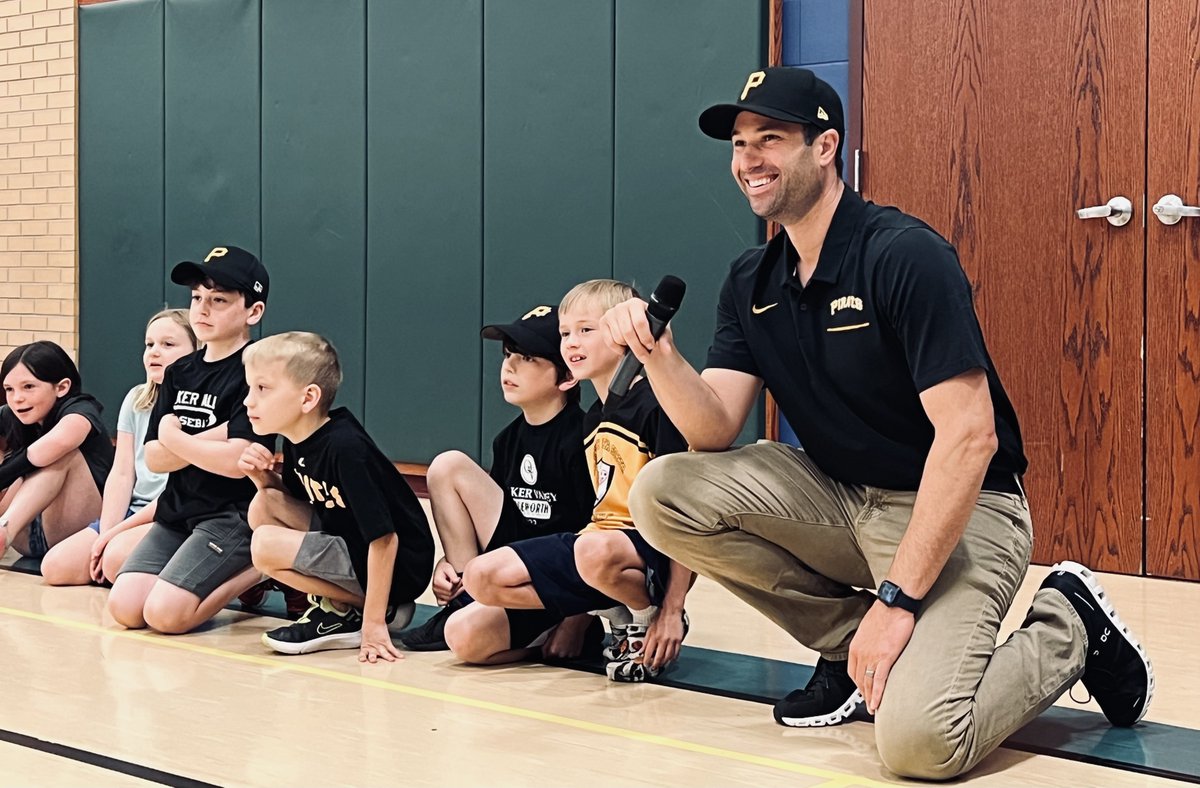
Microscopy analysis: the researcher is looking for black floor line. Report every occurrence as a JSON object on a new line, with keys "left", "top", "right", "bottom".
{"left": 0, "top": 727, "right": 223, "bottom": 788}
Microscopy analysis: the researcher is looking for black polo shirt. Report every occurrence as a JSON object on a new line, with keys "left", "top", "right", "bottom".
{"left": 707, "top": 186, "right": 1026, "bottom": 493}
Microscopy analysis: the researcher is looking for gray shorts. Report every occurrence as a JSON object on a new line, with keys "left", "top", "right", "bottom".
{"left": 119, "top": 509, "right": 253, "bottom": 599}
{"left": 293, "top": 530, "right": 365, "bottom": 598}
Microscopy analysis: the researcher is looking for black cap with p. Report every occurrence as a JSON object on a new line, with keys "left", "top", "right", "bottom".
{"left": 171, "top": 245, "right": 269, "bottom": 304}
{"left": 698, "top": 67, "right": 844, "bottom": 152}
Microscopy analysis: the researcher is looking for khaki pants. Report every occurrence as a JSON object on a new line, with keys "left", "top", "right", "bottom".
{"left": 630, "top": 442, "right": 1087, "bottom": 779}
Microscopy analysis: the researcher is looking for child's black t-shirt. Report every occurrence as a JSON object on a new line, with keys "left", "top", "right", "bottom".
{"left": 281, "top": 408, "right": 434, "bottom": 606}
{"left": 0, "top": 393, "right": 114, "bottom": 493}
{"left": 489, "top": 403, "right": 593, "bottom": 537}
{"left": 145, "top": 345, "right": 273, "bottom": 529}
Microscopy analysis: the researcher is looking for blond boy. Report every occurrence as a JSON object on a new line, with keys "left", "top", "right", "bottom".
{"left": 239, "top": 332, "right": 433, "bottom": 662}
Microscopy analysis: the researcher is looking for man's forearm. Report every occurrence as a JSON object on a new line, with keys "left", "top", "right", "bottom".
{"left": 642, "top": 342, "right": 742, "bottom": 450}
{"left": 885, "top": 430, "right": 996, "bottom": 599}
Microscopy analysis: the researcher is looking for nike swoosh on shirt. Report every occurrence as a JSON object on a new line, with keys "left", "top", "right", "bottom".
{"left": 751, "top": 303, "right": 779, "bottom": 315}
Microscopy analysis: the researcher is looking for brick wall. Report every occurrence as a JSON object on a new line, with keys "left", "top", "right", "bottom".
{"left": 0, "top": 0, "right": 75, "bottom": 359}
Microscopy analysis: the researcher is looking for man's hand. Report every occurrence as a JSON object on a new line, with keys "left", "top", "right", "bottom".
{"left": 541, "top": 614, "right": 592, "bottom": 660}
{"left": 847, "top": 601, "right": 916, "bottom": 715}
{"left": 237, "top": 443, "right": 277, "bottom": 488}
{"left": 643, "top": 608, "right": 687, "bottom": 671}
{"left": 358, "top": 620, "right": 404, "bottom": 664}
{"left": 600, "top": 297, "right": 674, "bottom": 365}
{"left": 430, "top": 557, "right": 463, "bottom": 606}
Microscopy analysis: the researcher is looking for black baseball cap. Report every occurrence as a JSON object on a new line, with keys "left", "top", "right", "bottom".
{"left": 171, "top": 245, "right": 269, "bottom": 304}
{"left": 481, "top": 305, "right": 562, "bottom": 362}
{"left": 699, "top": 67, "right": 845, "bottom": 144}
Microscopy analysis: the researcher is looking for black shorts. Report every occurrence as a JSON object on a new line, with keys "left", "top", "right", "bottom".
{"left": 507, "top": 530, "right": 670, "bottom": 620}
{"left": 504, "top": 608, "right": 564, "bottom": 649}
{"left": 485, "top": 495, "right": 552, "bottom": 553}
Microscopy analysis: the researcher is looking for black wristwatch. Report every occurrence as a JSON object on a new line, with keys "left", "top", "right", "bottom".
{"left": 877, "top": 580, "right": 922, "bottom": 614}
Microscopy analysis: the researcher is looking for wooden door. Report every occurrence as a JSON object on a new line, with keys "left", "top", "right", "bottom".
{"left": 1146, "top": 0, "right": 1200, "bottom": 579}
{"left": 861, "top": 1, "right": 1147, "bottom": 572}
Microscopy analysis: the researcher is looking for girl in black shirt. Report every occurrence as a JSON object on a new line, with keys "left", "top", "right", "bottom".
{"left": 0, "top": 341, "right": 113, "bottom": 558}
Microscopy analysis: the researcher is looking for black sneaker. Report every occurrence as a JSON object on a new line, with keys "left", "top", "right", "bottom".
{"left": 773, "top": 658, "right": 863, "bottom": 727}
{"left": 1040, "top": 561, "right": 1154, "bottom": 726}
{"left": 397, "top": 594, "right": 471, "bottom": 652}
{"left": 262, "top": 595, "right": 364, "bottom": 655}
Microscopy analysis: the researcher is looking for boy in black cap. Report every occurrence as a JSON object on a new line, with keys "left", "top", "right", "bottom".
{"left": 398, "top": 304, "right": 595, "bottom": 653}
{"left": 107, "top": 245, "right": 277, "bottom": 635}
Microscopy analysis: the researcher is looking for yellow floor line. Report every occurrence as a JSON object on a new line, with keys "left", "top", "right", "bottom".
{"left": 0, "top": 603, "right": 898, "bottom": 787}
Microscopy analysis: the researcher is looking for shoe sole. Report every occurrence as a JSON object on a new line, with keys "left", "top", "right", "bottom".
{"left": 1051, "top": 560, "right": 1155, "bottom": 725}
{"left": 774, "top": 689, "right": 864, "bottom": 728}
{"left": 262, "top": 630, "right": 363, "bottom": 655}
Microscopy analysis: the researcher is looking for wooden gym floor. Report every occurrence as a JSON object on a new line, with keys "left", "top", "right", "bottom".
{"left": 0, "top": 501, "right": 1198, "bottom": 787}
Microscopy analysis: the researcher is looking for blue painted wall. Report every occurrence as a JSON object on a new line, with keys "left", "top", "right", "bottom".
{"left": 778, "top": 0, "right": 850, "bottom": 448}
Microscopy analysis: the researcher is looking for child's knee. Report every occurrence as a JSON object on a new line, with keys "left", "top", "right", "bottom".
{"left": 107, "top": 588, "right": 147, "bottom": 629}
{"left": 461, "top": 557, "right": 496, "bottom": 603}
{"left": 426, "top": 450, "right": 472, "bottom": 490}
{"left": 247, "top": 488, "right": 284, "bottom": 529}
{"left": 444, "top": 608, "right": 495, "bottom": 664}
{"left": 574, "top": 534, "right": 622, "bottom": 584}
{"left": 249, "top": 525, "right": 286, "bottom": 574}
{"left": 38, "top": 551, "right": 73, "bottom": 586}
{"left": 142, "top": 587, "right": 197, "bottom": 635}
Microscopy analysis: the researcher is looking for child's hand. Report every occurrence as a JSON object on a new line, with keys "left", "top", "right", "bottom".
{"left": 358, "top": 621, "right": 404, "bottom": 664}
{"left": 643, "top": 609, "right": 686, "bottom": 672}
{"left": 430, "top": 558, "right": 462, "bottom": 605}
{"left": 237, "top": 443, "right": 276, "bottom": 483}
{"left": 88, "top": 531, "right": 111, "bottom": 584}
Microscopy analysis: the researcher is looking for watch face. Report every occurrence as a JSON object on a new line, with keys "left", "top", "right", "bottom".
{"left": 879, "top": 582, "right": 897, "bottom": 604}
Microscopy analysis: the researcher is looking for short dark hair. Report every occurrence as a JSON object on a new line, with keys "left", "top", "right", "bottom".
{"left": 192, "top": 276, "right": 259, "bottom": 308}
{"left": 801, "top": 123, "right": 844, "bottom": 177}
{"left": 502, "top": 339, "right": 580, "bottom": 406}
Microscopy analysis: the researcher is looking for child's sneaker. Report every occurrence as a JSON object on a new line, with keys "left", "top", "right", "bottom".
{"left": 1040, "top": 561, "right": 1154, "bottom": 726}
{"left": 772, "top": 657, "right": 863, "bottom": 727}
{"left": 397, "top": 593, "right": 471, "bottom": 651}
{"left": 601, "top": 622, "right": 628, "bottom": 661}
{"left": 605, "top": 610, "right": 689, "bottom": 683}
{"left": 262, "top": 595, "right": 364, "bottom": 655}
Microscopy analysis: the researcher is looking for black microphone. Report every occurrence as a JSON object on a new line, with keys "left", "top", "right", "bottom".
{"left": 608, "top": 275, "right": 686, "bottom": 400}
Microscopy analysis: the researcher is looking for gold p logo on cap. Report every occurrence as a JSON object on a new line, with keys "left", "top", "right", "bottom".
{"left": 523, "top": 306, "right": 552, "bottom": 320}
{"left": 204, "top": 247, "right": 229, "bottom": 263}
{"left": 740, "top": 71, "right": 766, "bottom": 101}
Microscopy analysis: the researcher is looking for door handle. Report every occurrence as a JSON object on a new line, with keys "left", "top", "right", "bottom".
{"left": 1151, "top": 194, "right": 1200, "bottom": 226}
{"left": 1076, "top": 196, "right": 1133, "bottom": 226}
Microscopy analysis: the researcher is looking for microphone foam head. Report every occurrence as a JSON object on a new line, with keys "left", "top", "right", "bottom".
{"left": 649, "top": 275, "right": 686, "bottom": 318}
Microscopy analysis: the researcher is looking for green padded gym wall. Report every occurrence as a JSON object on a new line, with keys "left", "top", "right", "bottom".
{"left": 479, "top": 0, "right": 616, "bottom": 458}
{"left": 261, "top": 0, "right": 367, "bottom": 417}
{"left": 79, "top": 0, "right": 765, "bottom": 461}
{"left": 78, "top": 0, "right": 165, "bottom": 427}
{"left": 164, "top": 0, "right": 259, "bottom": 303}
{"left": 613, "top": 0, "right": 765, "bottom": 447}
{"left": 366, "top": 0, "right": 483, "bottom": 461}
